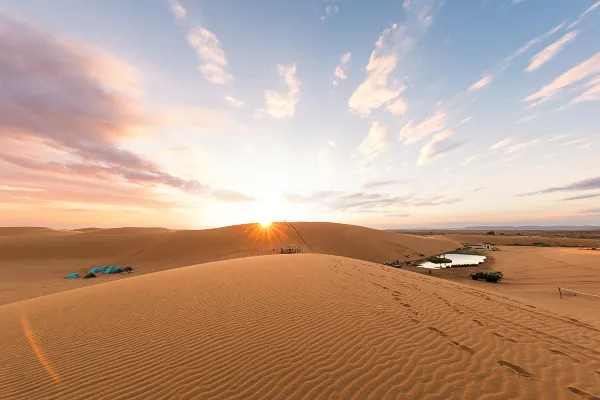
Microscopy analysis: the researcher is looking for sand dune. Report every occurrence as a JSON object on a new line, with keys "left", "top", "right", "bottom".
{"left": 1, "top": 254, "right": 599, "bottom": 399}
{"left": 0, "top": 222, "right": 459, "bottom": 305}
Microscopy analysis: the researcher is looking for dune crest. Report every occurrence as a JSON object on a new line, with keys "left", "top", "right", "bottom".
{"left": 0, "top": 222, "right": 459, "bottom": 305}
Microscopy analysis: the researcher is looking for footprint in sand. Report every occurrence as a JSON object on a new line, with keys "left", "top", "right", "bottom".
{"left": 410, "top": 317, "right": 420, "bottom": 324}
{"left": 548, "top": 349, "right": 581, "bottom": 363}
{"left": 497, "top": 360, "right": 536, "bottom": 379}
{"left": 473, "top": 320, "right": 484, "bottom": 326}
{"left": 567, "top": 387, "right": 600, "bottom": 400}
{"left": 492, "top": 332, "right": 517, "bottom": 343}
{"left": 427, "top": 327, "right": 448, "bottom": 337}
{"left": 451, "top": 341, "right": 475, "bottom": 355}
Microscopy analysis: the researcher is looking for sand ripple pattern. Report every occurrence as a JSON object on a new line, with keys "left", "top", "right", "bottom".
{"left": 1, "top": 254, "right": 599, "bottom": 399}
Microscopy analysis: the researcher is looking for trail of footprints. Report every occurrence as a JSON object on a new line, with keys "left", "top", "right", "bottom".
{"left": 368, "top": 273, "right": 600, "bottom": 398}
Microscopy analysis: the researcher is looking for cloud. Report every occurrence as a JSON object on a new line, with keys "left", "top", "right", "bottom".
{"left": 515, "top": 113, "right": 538, "bottom": 124}
{"left": 469, "top": 22, "right": 565, "bottom": 92}
{"left": 257, "top": 63, "right": 301, "bottom": 119}
{"left": 328, "top": 140, "right": 336, "bottom": 147}
{"left": 333, "top": 52, "right": 351, "bottom": 86}
{"left": 461, "top": 156, "right": 477, "bottom": 166}
{"left": 561, "top": 193, "right": 600, "bottom": 201}
{"left": 417, "top": 129, "right": 460, "bottom": 165}
{"left": 186, "top": 27, "right": 233, "bottom": 85}
{"left": 398, "top": 108, "right": 448, "bottom": 145}
{"left": 362, "top": 180, "right": 410, "bottom": 190}
{"left": 505, "top": 139, "right": 541, "bottom": 153}
{"left": 348, "top": 24, "right": 411, "bottom": 116}
{"left": 558, "top": 138, "right": 587, "bottom": 147}
{"left": 358, "top": 121, "right": 389, "bottom": 165}
{"left": 568, "top": 0, "right": 600, "bottom": 29}
{"left": 386, "top": 98, "right": 408, "bottom": 116}
{"left": 490, "top": 138, "right": 513, "bottom": 150}
{"left": 223, "top": 95, "right": 245, "bottom": 108}
{"left": 523, "top": 52, "right": 600, "bottom": 106}
{"left": 526, "top": 31, "right": 578, "bottom": 72}
{"left": 0, "top": 15, "right": 252, "bottom": 209}
{"left": 166, "top": 0, "right": 186, "bottom": 20}
{"left": 285, "top": 190, "right": 460, "bottom": 214}
{"left": 520, "top": 176, "right": 600, "bottom": 195}
{"left": 469, "top": 75, "right": 493, "bottom": 91}
{"left": 570, "top": 75, "right": 600, "bottom": 105}
{"left": 549, "top": 133, "right": 571, "bottom": 141}
{"left": 211, "top": 189, "right": 255, "bottom": 202}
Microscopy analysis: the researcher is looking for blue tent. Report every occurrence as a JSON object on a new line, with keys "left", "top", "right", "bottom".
{"left": 98, "top": 266, "right": 107, "bottom": 272}
{"left": 114, "top": 266, "right": 123, "bottom": 273}
{"left": 65, "top": 273, "right": 80, "bottom": 279}
{"left": 104, "top": 267, "right": 115, "bottom": 274}
{"left": 89, "top": 268, "right": 99, "bottom": 274}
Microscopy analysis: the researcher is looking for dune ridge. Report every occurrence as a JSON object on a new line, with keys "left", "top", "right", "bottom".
{"left": 1, "top": 254, "right": 598, "bottom": 399}
{"left": 0, "top": 222, "right": 459, "bottom": 305}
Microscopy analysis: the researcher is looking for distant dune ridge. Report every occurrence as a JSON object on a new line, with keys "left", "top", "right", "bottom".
{"left": 1, "top": 254, "right": 599, "bottom": 399}
{"left": 0, "top": 222, "right": 460, "bottom": 305}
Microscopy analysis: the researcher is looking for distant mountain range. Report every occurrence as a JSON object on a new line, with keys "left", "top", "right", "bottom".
{"left": 463, "top": 226, "right": 600, "bottom": 231}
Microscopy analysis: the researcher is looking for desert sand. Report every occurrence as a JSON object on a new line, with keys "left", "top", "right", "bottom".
{"left": 1, "top": 254, "right": 599, "bottom": 399}
{"left": 0, "top": 222, "right": 460, "bottom": 305}
{"left": 1, "top": 223, "right": 599, "bottom": 399}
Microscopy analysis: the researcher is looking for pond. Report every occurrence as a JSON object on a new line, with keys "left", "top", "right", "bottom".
{"left": 417, "top": 253, "right": 486, "bottom": 270}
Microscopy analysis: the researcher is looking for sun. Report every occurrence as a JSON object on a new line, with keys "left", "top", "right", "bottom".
{"left": 259, "top": 220, "right": 271, "bottom": 228}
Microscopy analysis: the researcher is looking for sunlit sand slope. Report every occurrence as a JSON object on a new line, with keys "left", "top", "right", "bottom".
{"left": 1, "top": 254, "right": 598, "bottom": 399}
{"left": 0, "top": 222, "right": 459, "bottom": 305}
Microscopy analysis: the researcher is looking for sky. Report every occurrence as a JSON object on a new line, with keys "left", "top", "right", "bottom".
{"left": 1, "top": 0, "right": 600, "bottom": 229}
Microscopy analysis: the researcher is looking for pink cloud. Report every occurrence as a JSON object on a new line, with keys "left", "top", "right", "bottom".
{"left": 0, "top": 15, "right": 206, "bottom": 192}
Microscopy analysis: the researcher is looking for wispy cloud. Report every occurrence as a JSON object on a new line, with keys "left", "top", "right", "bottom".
{"left": 257, "top": 63, "right": 301, "bottom": 119}
{"left": 398, "top": 108, "right": 448, "bottom": 145}
{"left": 571, "top": 75, "right": 600, "bottom": 105}
{"left": 469, "top": 21, "right": 565, "bottom": 91}
{"left": 523, "top": 52, "right": 600, "bottom": 107}
{"left": 561, "top": 193, "right": 600, "bottom": 201}
{"left": 567, "top": 0, "right": 600, "bottom": 29}
{"left": 526, "top": 31, "right": 578, "bottom": 72}
{"left": 328, "top": 140, "right": 336, "bottom": 147}
{"left": 469, "top": 75, "right": 493, "bottom": 91}
{"left": 348, "top": 24, "right": 410, "bottom": 116}
{"left": 333, "top": 52, "right": 351, "bottom": 87}
{"left": 490, "top": 137, "right": 513, "bottom": 150}
{"left": 285, "top": 190, "right": 460, "bottom": 214}
{"left": 358, "top": 121, "right": 389, "bottom": 166}
{"left": 362, "top": 180, "right": 410, "bottom": 190}
{"left": 549, "top": 133, "right": 571, "bottom": 141}
{"left": 223, "top": 95, "right": 245, "bottom": 108}
{"left": 348, "top": 1, "right": 441, "bottom": 116}
{"left": 558, "top": 138, "right": 587, "bottom": 147}
{"left": 187, "top": 27, "right": 234, "bottom": 85}
{"left": 520, "top": 176, "right": 600, "bottom": 195}
{"left": 505, "top": 139, "right": 541, "bottom": 153}
{"left": 461, "top": 156, "right": 477, "bottom": 166}
{"left": 417, "top": 129, "right": 461, "bottom": 165}
{"left": 166, "top": 0, "right": 186, "bottom": 20}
